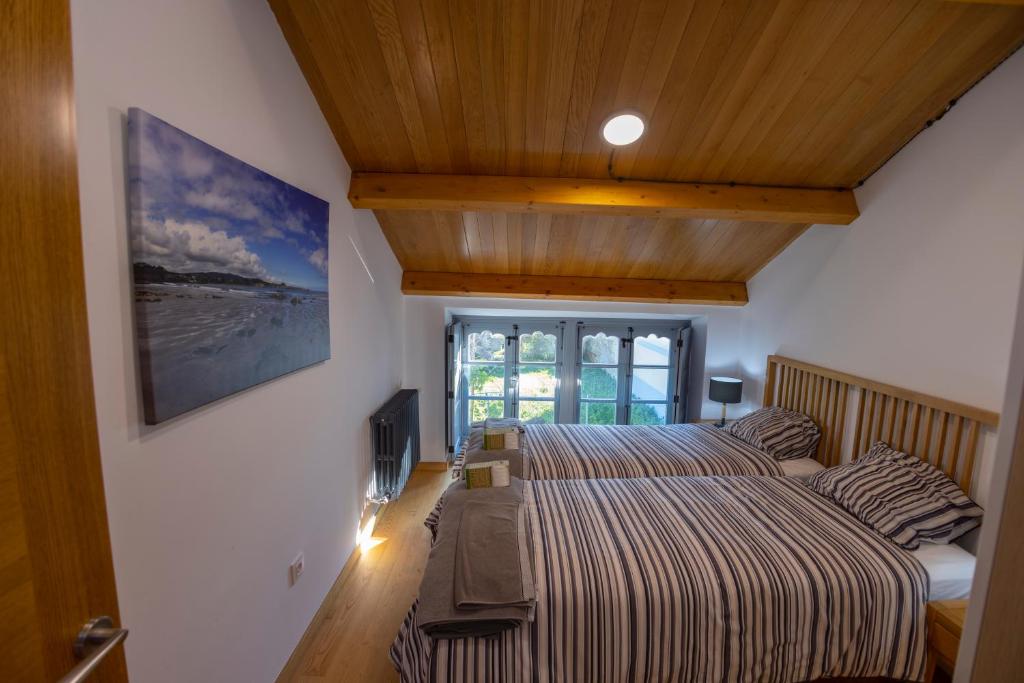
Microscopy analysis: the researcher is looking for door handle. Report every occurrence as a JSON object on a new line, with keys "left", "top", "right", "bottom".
{"left": 57, "top": 616, "right": 129, "bottom": 683}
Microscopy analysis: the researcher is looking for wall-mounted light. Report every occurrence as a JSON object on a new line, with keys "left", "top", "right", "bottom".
{"left": 602, "top": 112, "right": 645, "bottom": 146}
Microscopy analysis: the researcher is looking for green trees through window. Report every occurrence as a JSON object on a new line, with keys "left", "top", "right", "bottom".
{"left": 468, "top": 330, "right": 505, "bottom": 361}
{"left": 465, "top": 328, "right": 557, "bottom": 424}
{"left": 519, "top": 331, "right": 555, "bottom": 363}
{"left": 579, "top": 333, "right": 618, "bottom": 425}
{"left": 581, "top": 334, "right": 617, "bottom": 364}
{"left": 518, "top": 331, "right": 556, "bottom": 424}
{"left": 467, "top": 330, "right": 507, "bottom": 423}
{"left": 455, "top": 320, "right": 685, "bottom": 431}
{"left": 630, "top": 403, "right": 666, "bottom": 425}
{"left": 519, "top": 400, "right": 554, "bottom": 423}
{"left": 629, "top": 334, "right": 672, "bottom": 425}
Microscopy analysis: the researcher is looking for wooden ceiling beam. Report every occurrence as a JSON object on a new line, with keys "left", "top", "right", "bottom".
{"left": 401, "top": 271, "right": 749, "bottom": 306}
{"left": 350, "top": 173, "right": 859, "bottom": 225}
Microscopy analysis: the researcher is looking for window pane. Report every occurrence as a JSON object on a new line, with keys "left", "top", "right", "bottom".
{"left": 468, "top": 330, "right": 506, "bottom": 361}
{"left": 581, "top": 334, "right": 618, "bottom": 365}
{"left": 630, "top": 403, "right": 667, "bottom": 425}
{"left": 519, "top": 366, "right": 556, "bottom": 398}
{"left": 468, "top": 364, "right": 504, "bottom": 396}
{"left": 633, "top": 335, "right": 671, "bottom": 366}
{"left": 519, "top": 331, "right": 556, "bottom": 363}
{"left": 581, "top": 367, "right": 617, "bottom": 400}
{"left": 580, "top": 402, "right": 615, "bottom": 425}
{"left": 520, "top": 400, "right": 554, "bottom": 424}
{"left": 631, "top": 368, "right": 669, "bottom": 401}
{"left": 469, "top": 399, "right": 504, "bottom": 423}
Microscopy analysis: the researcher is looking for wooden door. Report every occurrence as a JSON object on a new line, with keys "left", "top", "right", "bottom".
{"left": 966, "top": 374, "right": 1024, "bottom": 680}
{"left": 1, "top": 1, "right": 128, "bottom": 681}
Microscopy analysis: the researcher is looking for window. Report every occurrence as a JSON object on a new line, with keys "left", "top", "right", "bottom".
{"left": 517, "top": 330, "right": 558, "bottom": 424}
{"left": 457, "top": 321, "right": 562, "bottom": 428}
{"left": 574, "top": 323, "right": 688, "bottom": 427}
{"left": 448, "top": 317, "right": 691, "bottom": 441}
{"left": 629, "top": 334, "right": 672, "bottom": 425}
{"left": 465, "top": 329, "right": 508, "bottom": 423}
{"left": 579, "top": 333, "right": 620, "bottom": 425}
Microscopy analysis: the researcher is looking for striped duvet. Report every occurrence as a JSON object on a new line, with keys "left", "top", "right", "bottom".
{"left": 456, "top": 423, "right": 784, "bottom": 480}
{"left": 392, "top": 476, "right": 928, "bottom": 682}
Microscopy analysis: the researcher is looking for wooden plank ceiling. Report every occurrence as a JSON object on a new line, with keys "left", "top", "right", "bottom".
{"left": 271, "top": 0, "right": 1024, "bottom": 303}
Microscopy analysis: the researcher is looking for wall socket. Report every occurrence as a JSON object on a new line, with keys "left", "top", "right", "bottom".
{"left": 288, "top": 552, "right": 304, "bottom": 586}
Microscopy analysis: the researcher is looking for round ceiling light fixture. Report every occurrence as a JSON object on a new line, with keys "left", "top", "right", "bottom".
{"left": 601, "top": 112, "right": 645, "bottom": 146}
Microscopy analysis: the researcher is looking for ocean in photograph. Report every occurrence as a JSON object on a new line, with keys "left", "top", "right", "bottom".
{"left": 127, "top": 108, "right": 330, "bottom": 424}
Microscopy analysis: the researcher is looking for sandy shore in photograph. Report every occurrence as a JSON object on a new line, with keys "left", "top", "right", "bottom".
{"left": 135, "top": 282, "right": 329, "bottom": 422}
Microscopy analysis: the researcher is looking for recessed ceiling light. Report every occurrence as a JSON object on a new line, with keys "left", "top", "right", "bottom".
{"left": 602, "top": 112, "right": 645, "bottom": 146}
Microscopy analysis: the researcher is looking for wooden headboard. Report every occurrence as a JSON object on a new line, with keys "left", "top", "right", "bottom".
{"left": 763, "top": 355, "right": 1000, "bottom": 494}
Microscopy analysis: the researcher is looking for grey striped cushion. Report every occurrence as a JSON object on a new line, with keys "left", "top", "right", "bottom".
{"left": 808, "top": 441, "right": 983, "bottom": 549}
{"left": 725, "top": 406, "right": 820, "bottom": 461}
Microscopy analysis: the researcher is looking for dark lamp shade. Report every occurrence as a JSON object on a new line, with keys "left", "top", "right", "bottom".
{"left": 709, "top": 377, "right": 743, "bottom": 404}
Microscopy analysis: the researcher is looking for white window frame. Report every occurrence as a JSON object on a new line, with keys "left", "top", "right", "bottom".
{"left": 513, "top": 322, "right": 563, "bottom": 426}
{"left": 576, "top": 323, "right": 631, "bottom": 424}
{"left": 453, "top": 316, "right": 690, "bottom": 434}
{"left": 626, "top": 325, "right": 683, "bottom": 425}
{"left": 576, "top": 322, "right": 687, "bottom": 426}
{"left": 462, "top": 321, "right": 516, "bottom": 425}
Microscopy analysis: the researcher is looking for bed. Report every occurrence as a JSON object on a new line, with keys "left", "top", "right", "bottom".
{"left": 456, "top": 353, "right": 998, "bottom": 487}
{"left": 394, "top": 356, "right": 998, "bottom": 683}
{"left": 456, "top": 422, "right": 813, "bottom": 480}
{"left": 396, "top": 475, "right": 929, "bottom": 682}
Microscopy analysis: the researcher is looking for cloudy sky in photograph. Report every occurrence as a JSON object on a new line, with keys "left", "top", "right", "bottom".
{"left": 128, "top": 108, "right": 329, "bottom": 290}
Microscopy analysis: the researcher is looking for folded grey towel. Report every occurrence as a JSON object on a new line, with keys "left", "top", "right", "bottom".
{"left": 416, "top": 479, "right": 535, "bottom": 639}
{"left": 455, "top": 501, "right": 535, "bottom": 609}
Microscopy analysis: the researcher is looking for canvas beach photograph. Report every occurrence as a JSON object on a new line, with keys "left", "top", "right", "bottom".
{"left": 127, "top": 108, "right": 330, "bottom": 424}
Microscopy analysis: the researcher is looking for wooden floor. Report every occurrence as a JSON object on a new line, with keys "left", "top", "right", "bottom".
{"left": 277, "top": 466, "right": 449, "bottom": 683}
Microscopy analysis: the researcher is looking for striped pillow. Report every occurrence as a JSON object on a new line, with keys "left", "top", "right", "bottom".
{"left": 725, "top": 407, "right": 820, "bottom": 461}
{"left": 807, "top": 441, "right": 983, "bottom": 549}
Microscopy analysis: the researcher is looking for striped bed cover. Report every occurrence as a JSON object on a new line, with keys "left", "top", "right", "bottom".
{"left": 454, "top": 423, "right": 784, "bottom": 480}
{"left": 392, "top": 476, "right": 928, "bottom": 683}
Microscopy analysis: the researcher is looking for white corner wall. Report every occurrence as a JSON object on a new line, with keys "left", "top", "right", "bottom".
{"left": 72, "top": 2, "right": 403, "bottom": 681}
{"left": 739, "top": 48, "right": 1024, "bottom": 505}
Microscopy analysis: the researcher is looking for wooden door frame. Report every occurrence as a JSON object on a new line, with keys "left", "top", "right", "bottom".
{"left": 1, "top": 1, "right": 128, "bottom": 680}
{"left": 955, "top": 266, "right": 1024, "bottom": 681}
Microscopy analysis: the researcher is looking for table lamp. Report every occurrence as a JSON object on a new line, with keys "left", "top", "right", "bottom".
{"left": 709, "top": 376, "right": 742, "bottom": 427}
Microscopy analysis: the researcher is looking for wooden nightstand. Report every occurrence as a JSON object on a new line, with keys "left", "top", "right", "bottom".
{"left": 924, "top": 600, "right": 968, "bottom": 683}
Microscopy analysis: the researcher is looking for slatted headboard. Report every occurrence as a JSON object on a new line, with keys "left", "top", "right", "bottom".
{"left": 763, "top": 355, "right": 1000, "bottom": 494}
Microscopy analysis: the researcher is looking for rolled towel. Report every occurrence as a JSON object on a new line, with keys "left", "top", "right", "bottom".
{"left": 464, "top": 447, "right": 526, "bottom": 479}
{"left": 484, "top": 417, "right": 524, "bottom": 431}
{"left": 469, "top": 425, "right": 525, "bottom": 451}
{"left": 455, "top": 501, "right": 535, "bottom": 609}
{"left": 464, "top": 460, "right": 511, "bottom": 489}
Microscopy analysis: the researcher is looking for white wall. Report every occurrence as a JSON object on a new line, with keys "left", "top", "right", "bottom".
{"left": 72, "top": 2, "right": 403, "bottom": 682}
{"left": 739, "top": 48, "right": 1024, "bottom": 505}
